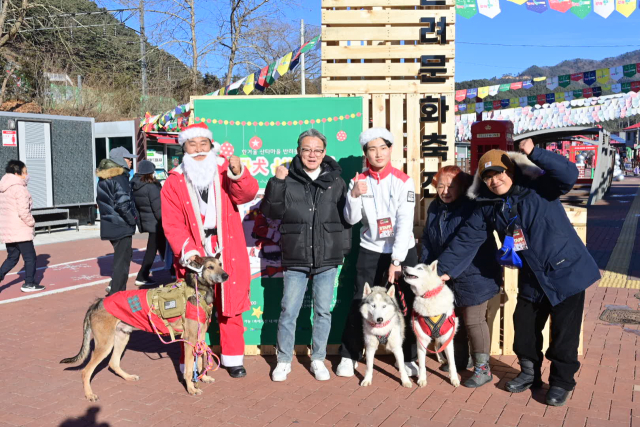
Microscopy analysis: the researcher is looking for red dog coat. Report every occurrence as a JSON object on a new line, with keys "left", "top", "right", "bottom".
{"left": 414, "top": 311, "right": 457, "bottom": 339}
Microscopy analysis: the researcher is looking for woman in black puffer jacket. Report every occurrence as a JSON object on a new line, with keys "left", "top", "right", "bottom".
{"left": 131, "top": 160, "right": 166, "bottom": 286}
{"left": 421, "top": 165, "right": 501, "bottom": 389}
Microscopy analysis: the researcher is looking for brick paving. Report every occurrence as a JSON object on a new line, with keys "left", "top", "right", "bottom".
{"left": 1, "top": 179, "right": 640, "bottom": 426}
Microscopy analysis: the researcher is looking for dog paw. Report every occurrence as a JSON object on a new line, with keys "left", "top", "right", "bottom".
{"left": 125, "top": 375, "right": 139, "bottom": 382}
{"left": 200, "top": 375, "right": 215, "bottom": 384}
{"left": 417, "top": 378, "right": 428, "bottom": 388}
{"left": 360, "top": 378, "right": 372, "bottom": 387}
{"left": 451, "top": 377, "right": 461, "bottom": 388}
{"left": 85, "top": 393, "right": 99, "bottom": 402}
{"left": 402, "top": 380, "right": 412, "bottom": 388}
{"left": 187, "top": 388, "right": 203, "bottom": 396}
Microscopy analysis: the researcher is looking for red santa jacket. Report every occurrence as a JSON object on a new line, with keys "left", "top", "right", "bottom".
{"left": 161, "top": 158, "right": 258, "bottom": 317}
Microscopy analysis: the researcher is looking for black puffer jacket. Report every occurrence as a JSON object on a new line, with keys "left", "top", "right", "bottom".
{"left": 262, "top": 155, "right": 351, "bottom": 268}
{"left": 131, "top": 174, "right": 162, "bottom": 233}
{"left": 96, "top": 159, "right": 137, "bottom": 241}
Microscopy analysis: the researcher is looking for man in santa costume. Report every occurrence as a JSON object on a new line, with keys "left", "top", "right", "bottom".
{"left": 161, "top": 122, "right": 259, "bottom": 378}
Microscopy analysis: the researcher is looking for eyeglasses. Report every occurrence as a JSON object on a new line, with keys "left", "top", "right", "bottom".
{"left": 482, "top": 171, "right": 505, "bottom": 184}
{"left": 300, "top": 148, "right": 325, "bottom": 156}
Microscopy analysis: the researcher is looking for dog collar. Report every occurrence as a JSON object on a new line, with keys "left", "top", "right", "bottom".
{"left": 368, "top": 315, "right": 394, "bottom": 328}
{"left": 421, "top": 284, "right": 444, "bottom": 299}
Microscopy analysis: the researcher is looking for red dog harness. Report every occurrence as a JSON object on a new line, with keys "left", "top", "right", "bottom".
{"left": 412, "top": 284, "right": 457, "bottom": 353}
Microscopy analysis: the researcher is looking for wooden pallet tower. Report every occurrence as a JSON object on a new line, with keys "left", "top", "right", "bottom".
{"left": 321, "top": 0, "right": 456, "bottom": 231}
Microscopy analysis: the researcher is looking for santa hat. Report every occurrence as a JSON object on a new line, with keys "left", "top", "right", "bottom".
{"left": 178, "top": 122, "right": 213, "bottom": 146}
{"left": 178, "top": 122, "right": 221, "bottom": 155}
{"left": 359, "top": 127, "right": 394, "bottom": 148}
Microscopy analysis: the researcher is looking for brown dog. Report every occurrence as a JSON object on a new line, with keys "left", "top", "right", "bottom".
{"left": 60, "top": 256, "right": 228, "bottom": 401}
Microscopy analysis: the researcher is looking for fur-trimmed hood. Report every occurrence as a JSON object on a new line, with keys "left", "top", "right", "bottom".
{"left": 96, "top": 159, "right": 126, "bottom": 180}
{"left": 467, "top": 152, "right": 544, "bottom": 200}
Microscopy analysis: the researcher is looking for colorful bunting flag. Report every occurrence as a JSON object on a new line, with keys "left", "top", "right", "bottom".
{"left": 478, "top": 0, "right": 502, "bottom": 17}
{"left": 583, "top": 70, "right": 596, "bottom": 86}
{"left": 456, "top": 90, "right": 467, "bottom": 102}
{"left": 546, "top": 93, "right": 555, "bottom": 104}
{"left": 573, "top": 89, "right": 584, "bottom": 99}
{"left": 523, "top": 80, "right": 534, "bottom": 89}
{"left": 583, "top": 87, "right": 593, "bottom": 97}
{"left": 478, "top": 86, "right": 490, "bottom": 98}
{"left": 257, "top": 66, "right": 269, "bottom": 89}
{"left": 526, "top": 0, "right": 549, "bottom": 13}
{"left": 511, "top": 82, "right": 523, "bottom": 90}
{"left": 571, "top": 0, "right": 592, "bottom": 17}
{"left": 489, "top": 85, "right": 500, "bottom": 96}
{"left": 565, "top": 91, "right": 574, "bottom": 101}
{"left": 533, "top": 76, "right": 547, "bottom": 82}
{"left": 468, "top": 103, "right": 476, "bottom": 113}
{"left": 519, "top": 96, "right": 528, "bottom": 107}
{"left": 592, "top": 86, "right": 602, "bottom": 97}
{"left": 493, "top": 100, "right": 502, "bottom": 110}
{"left": 243, "top": 73, "right": 255, "bottom": 95}
{"left": 476, "top": 102, "right": 485, "bottom": 113}
{"left": 499, "top": 83, "right": 511, "bottom": 92}
{"left": 226, "top": 77, "right": 246, "bottom": 95}
{"left": 509, "top": 98, "right": 520, "bottom": 108}
{"left": 558, "top": 75, "right": 571, "bottom": 87}
{"left": 274, "top": 52, "right": 293, "bottom": 80}
{"left": 456, "top": 0, "right": 479, "bottom": 18}
{"left": 632, "top": 81, "right": 640, "bottom": 92}
{"left": 594, "top": 0, "right": 615, "bottom": 17}
{"left": 616, "top": 0, "right": 636, "bottom": 17}
{"left": 550, "top": 0, "right": 572, "bottom": 11}
{"left": 300, "top": 35, "right": 320, "bottom": 54}
{"left": 537, "top": 94, "right": 546, "bottom": 105}
{"left": 484, "top": 101, "right": 494, "bottom": 111}
{"left": 571, "top": 73, "right": 583, "bottom": 82}
{"left": 610, "top": 66, "right": 624, "bottom": 81}
{"left": 467, "top": 88, "right": 478, "bottom": 99}
{"left": 508, "top": 0, "right": 527, "bottom": 4}
{"left": 555, "top": 92, "right": 565, "bottom": 102}
{"left": 622, "top": 82, "right": 632, "bottom": 93}
{"left": 596, "top": 68, "right": 610, "bottom": 84}
{"left": 612, "top": 83, "right": 622, "bottom": 93}
{"left": 546, "top": 76, "right": 559, "bottom": 91}
{"left": 528, "top": 95, "right": 537, "bottom": 106}
{"left": 623, "top": 63, "right": 637, "bottom": 78}
{"left": 265, "top": 62, "right": 277, "bottom": 86}
{"left": 501, "top": 99, "right": 511, "bottom": 108}
{"left": 459, "top": 104, "right": 467, "bottom": 112}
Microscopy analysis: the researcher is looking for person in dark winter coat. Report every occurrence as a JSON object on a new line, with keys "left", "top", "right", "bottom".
{"left": 131, "top": 160, "right": 167, "bottom": 286}
{"left": 436, "top": 139, "right": 601, "bottom": 407}
{"left": 262, "top": 128, "right": 351, "bottom": 382}
{"left": 97, "top": 152, "right": 138, "bottom": 296}
{"left": 421, "top": 165, "right": 501, "bottom": 388}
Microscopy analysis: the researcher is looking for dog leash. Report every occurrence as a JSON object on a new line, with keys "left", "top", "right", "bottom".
{"left": 387, "top": 281, "right": 408, "bottom": 316}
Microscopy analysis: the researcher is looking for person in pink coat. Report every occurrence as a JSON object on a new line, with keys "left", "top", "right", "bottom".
{"left": 161, "top": 122, "right": 259, "bottom": 378}
{"left": 0, "top": 160, "right": 44, "bottom": 292}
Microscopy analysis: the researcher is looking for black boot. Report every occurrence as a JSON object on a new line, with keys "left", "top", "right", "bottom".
{"left": 464, "top": 353, "right": 493, "bottom": 388}
{"left": 546, "top": 386, "right": 571, "bottom": 406}
{"left": 505, "top": 359, "right": 543, "bottom": 393}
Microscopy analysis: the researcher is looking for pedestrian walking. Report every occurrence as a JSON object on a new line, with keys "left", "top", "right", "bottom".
{"left": 336, "top": 127, "right": 419, "bottom": 378}
{"left": 262, "top": 129, "right": 351, "bottom": 382}
{"left": 435, "top": 139, "right": 601, "bottom": 406}
{"left": 0, "top": 160, "right": 43, "bottom": 292}
{"left": 131, "top": 160, "right": 167, "bottom": 286}
{"left": 421, "top": 165, "right": 501, "bottom": 388}
{"left": 97, "top": 148, "right": 138, "bottom": 295}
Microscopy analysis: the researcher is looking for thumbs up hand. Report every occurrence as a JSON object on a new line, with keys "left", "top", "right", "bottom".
{"left": 351, "top": 172, "right": 368, "bottom": 198}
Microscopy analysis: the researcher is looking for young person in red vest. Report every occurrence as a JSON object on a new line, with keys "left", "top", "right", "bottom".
{"left": 161, "top": 122, "right": 259, "bottom": 378}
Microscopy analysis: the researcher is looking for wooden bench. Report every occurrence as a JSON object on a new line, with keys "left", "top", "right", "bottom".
{"left": 33, "top": 208, "right": 79, "bottom": 233}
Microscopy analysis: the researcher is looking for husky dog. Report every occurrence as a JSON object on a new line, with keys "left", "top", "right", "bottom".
{"left": 360, "top": 283, "right": 412, "bottom": 388}
{"left": 404, "top": 261, "right": 460, "bottom": 388}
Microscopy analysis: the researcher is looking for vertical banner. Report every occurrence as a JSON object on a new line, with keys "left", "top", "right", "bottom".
{"left": 550, "top": 0, "right": 573, "bottom": 11}
{"left": 571, "top": 0, "right": 592, "bottom": 17}
{"left": 478, "top": 0, "right": 502, "bottom": 17}
{"left": 193, "top": 97, "right": 364, "bottom": 347}
{"left": 456, "top": 89, "right": 467, "bottom": 102}
{"left": 546, "top": 76, "right": 559, "bottom": 91}
{"left": 456, "top": 0, "right": 479, "bottom": 18}
{"left": 526, "top": 0, "right": 549, "bottom": 12}
{"left": 610, "top": 66, "right": 624, "bottom": 81}
{"left": 478, "top": 86, "right": 490, "bottom": 98}
{"left": 558, "top": 74, "right": 572, "bottom": 87}
{"left": 616, "top": 0, "right": 636, "bottom": 16}
{"left": 583, "top": 70, "right": 597, "bottom": 86}
{"left": 596, "top": 68, "right": 610, "bottom": 84}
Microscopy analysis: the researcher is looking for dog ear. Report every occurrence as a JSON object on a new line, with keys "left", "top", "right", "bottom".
{"left": 363, "top": 282, "right": 372, "bottom": 297}
{"left": 190, "top": 256, "right": 204, "bottom": 269}
{"left": 214, "top": 252, "right": 222, "bottom": 260}
{"left": 387, "top": 284, "right": 395, "bottom": 298}
{"left": 429, "top": 260, "right": 439, "bottom": 273}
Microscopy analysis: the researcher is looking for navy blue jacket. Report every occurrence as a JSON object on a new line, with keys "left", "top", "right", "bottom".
{"left": 437, "top": 148, "right": 601, "bottom": 306}
{"left": 421, "top": 197, "right": 501, "bottom": 307}
{"left": 96, "top": 159, "right": 138, "bottom": 241}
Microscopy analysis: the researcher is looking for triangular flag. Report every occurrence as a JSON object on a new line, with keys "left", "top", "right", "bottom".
{"left": 467, "top": 103, "right": 476, "bottom": 113}
{"left": 456, "top": 90, "right": 467, "bottom": 102}
{"left": 610, "top": 66, "right": 624, "bottom": 81}
{"left": 571, "top": 73, "right": 583, "bottom": 82}
{"left": 476, "top": 102, "right": 485, "bottom": 113}
{"left": 565, "top": 91, "right": 574, "bottom": 101}
{"left": 467, "top": 88, "right": 478, "bottom": 99}
{"left": 583, "top": 70, "right": 596, "bottom": 86}
{"left": 594, "top": 0, "right": 614, "bottom": 17}
{"left": 477, "top": 0, "right": 501, "bottom": 18}
{"left": 510, "top": 82, "right": 523, "bottom": 90}
{"left": 523, "top": 80, "right": 534, "bottom": 89}
{"left": 533, "top": 76, "right": 547, "bottom": 82}
{"left": 243, "top": 73, "right": 255, "bottom": 95}
{"left": 546, "top": 76, "right": 559, "bottom": 91}
{"left": 555, "top": 92, "right": 566, "bottom": 102}
{"left": 275, "top": 52, "right": 293, "bottom": 79}
{"left": 254, "top": 70, "right": 265, "bottom": 92}
{"left": 596, "top": 68, "right": 610, "bottom": 84}
{"left": 300, "top": 35, "right": 320, "bottom": 54}
{"left": 489, "top": 85, "right": 500, "bottom": 96}
{"left": 549, "top": 0, "right": 572, "bottom": 12}
{"left": 611, "top": 83, "right": 622, "bottom": 93}
{"left": 226, "top": 77, "right": 246, "bottom": 95}
{"left": 519, "top": 96, "right": 528, "bottom": 107}
{"left": 570, "top": 0, "right": 591, "bottom": 18}
{"left": 498, "top": 83, "right": 510, "bottom": 92}
{"left": 478, "top": 86, "right": 490, "bottom": 98}
{"left": 558, "top": 75, "right": 571, "bottom": 88}
{"left": 623, "top": 63, "right": 637, "bottom": 78}
{"left": 257, "top": 66, "right": 269, "bottom": 89}
{"left": 456, "top": 0, "right": 479, "bottom": 18}
{"left": 509, "top": 98, "right": 519, "bottom": 108}
{"left": 616, "top": 0, "right": 636, "bottom": 17}
{"left": 526, "top": 0, "right": 548, "bottom": 13}
{"left": 265, "top": 61, "right": 277, "bottom": 86}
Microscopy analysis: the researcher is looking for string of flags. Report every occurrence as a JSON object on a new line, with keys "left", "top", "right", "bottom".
{"left": 457, "top": 0, "right": 637, "bottom": 19}
{"left": 195, "top": 111, "right": 362, "bottom": 127}
{"left": 140, "top": 35, "right": 321, "bottom": 133}
{"left": 455, "top": 91, "right": 640, "bottom": 141}
{"left": 456, "top": 62, "right": 640, "bottom": 104}
{"left": 456, "top": 78, "right": 640, "bottom": 114}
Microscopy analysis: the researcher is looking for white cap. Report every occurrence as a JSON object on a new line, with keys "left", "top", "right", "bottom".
{"left": 359, "top": 127, "right": 394, "bottom": 148}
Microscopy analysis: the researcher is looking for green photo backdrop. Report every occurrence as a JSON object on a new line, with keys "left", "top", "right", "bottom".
{"left": 193, "top": 96, "right": 364, "bottom": 346}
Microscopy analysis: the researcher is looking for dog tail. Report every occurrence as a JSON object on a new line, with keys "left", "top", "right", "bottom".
{"left": 60, "top": 299, "right": 101, "bottom": 364}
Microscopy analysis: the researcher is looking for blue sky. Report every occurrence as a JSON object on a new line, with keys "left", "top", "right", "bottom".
{"left": 100, "top": 1, "right": 640, "bottom": 83}
{"left": 293, "top": 2, "right": 640, "bottom": 82}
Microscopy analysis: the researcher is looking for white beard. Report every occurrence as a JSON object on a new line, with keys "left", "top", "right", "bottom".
{"left": 182, "top": 152, "right": 218, "bottom": 192}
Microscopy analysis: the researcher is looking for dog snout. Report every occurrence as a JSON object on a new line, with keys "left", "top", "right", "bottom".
{"left": 376, "top": 317, "right": 383, "bottom": 323}
{"left": 221, "top": 272, "right": 229, "bottom": 281}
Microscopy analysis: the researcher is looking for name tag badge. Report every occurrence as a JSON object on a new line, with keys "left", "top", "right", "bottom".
{"left": 513, "top": 227, "right": 529, "bottom": 251}
{"left": 377, "top": 217, "right": 394, "bottom": 238}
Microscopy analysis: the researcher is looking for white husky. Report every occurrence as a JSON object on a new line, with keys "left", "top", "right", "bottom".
{"left": 404, "top": 261, "right": 460, "bottom": 388}
{"left": 360, "top": 283, "right": 412, "bottom": 388}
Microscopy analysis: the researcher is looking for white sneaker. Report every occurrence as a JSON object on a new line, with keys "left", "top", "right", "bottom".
{"left": 395, "top": 361, "right": 419, "bottom": 377}
{"left": 271, "top": 362, "right": 291, "bottom": 382}
{"left": 310, "top": 360, "right": 331, "bottom": 381}
{"left": 336, "top": 357, "right": 358, "bottom": 377}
